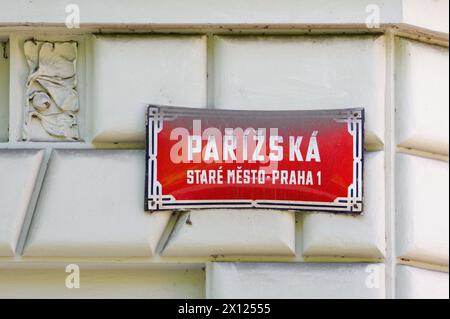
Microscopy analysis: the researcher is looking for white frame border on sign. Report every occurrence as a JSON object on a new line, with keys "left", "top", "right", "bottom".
{"left": 145, "top": 105, "right": 364, "bottom": 214}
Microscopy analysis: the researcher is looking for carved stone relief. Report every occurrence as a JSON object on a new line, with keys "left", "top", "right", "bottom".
{"left": 23, "top": 40, "right": 80, "bottom": 141}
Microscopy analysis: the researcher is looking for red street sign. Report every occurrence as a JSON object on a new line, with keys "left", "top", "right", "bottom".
{"left": 145, "top": 105, "right": 364, "bottom": 214}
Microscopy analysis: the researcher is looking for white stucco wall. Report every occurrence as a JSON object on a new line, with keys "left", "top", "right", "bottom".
{"left": 0, "top": 0, "right": 448, "bottom": 299}
{"left": 0, "top": 45, "right": 8, "bottom": 142}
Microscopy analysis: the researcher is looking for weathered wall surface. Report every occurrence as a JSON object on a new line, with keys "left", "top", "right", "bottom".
{"left": 0, "top": 0, "right": 448, "bottom": 298}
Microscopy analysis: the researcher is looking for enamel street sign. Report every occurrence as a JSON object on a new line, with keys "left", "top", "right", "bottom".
{"left": 145, "top": 105, "right": 364, "bottom": 213}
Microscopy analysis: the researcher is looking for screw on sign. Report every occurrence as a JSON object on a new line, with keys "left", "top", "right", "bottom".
{"left": 145, "top": 105, "right": 364, "bottom": 214}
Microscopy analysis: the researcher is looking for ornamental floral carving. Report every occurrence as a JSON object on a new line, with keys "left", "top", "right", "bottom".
{"left": 23, "top": 40, "right": 79, "bottom": 141}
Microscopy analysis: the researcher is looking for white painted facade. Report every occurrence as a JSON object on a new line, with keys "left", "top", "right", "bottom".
{"left": 0, "top": 0, "right": 448, "bottom": 299}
